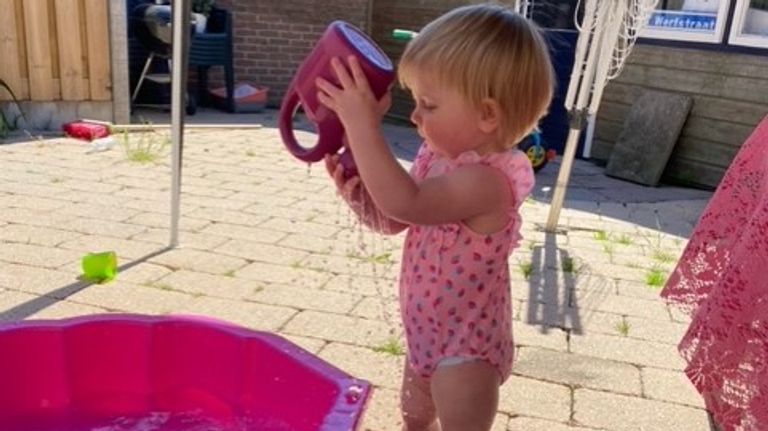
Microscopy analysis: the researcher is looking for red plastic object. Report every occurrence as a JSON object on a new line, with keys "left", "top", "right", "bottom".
{"left": 279, "top": 21, "right": 394, "bottom": 175}
{"left": 63, "top": 121, "right": 111, "bottom": 141}
{"left": 210, "top": 84, "right": 269, "bottom": 113}
{"left": 0, "top": 314, "right": 372, "bottom": 431}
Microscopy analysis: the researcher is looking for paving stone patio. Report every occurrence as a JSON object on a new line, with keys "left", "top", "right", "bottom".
{"left": 0, "top": 108, "right": 717, "bottom": 430}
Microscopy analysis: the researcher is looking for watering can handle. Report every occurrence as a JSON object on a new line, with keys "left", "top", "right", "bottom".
{"left": 278, "top": 90, "right": 314, "bottom": 161}
{"left": 279, "top": 89, "right": 347, "bottom": 164}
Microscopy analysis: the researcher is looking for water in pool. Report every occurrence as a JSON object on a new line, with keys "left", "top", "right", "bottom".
{"left": 6, "top": 410, "right": 297, "bottom": 431}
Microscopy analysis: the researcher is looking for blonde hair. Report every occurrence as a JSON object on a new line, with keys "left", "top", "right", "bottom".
{"left": 398, "top": 3, "right": 555, "bottom": 147}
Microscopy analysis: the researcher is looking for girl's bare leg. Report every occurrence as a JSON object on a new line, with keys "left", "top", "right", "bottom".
{"left": 401, "top": 362, "right": 439, "bottom": 431}
{"left": 430, "top": 360, "right": 499, "bottom": 431}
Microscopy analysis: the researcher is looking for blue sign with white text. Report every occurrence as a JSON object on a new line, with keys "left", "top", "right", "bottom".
{"left": 648, "top": 11, "right": 717, "bottom": 32}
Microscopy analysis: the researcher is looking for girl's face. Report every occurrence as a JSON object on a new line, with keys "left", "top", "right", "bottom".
{"left": 407, "top": 71, "right": 498, "bottom": 158}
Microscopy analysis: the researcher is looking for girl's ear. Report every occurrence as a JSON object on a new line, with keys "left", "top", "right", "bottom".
{"left": 478, "top": 98, "right": 501, "bottom": 134}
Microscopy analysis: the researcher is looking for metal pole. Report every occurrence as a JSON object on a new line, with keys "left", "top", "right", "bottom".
{"left": 170, "top": 0, "right": 190, "bottom": 247}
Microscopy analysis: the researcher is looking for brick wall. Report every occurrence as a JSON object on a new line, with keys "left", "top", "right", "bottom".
{"left": 212, "top": 0, "right": 372, "bottom": 107}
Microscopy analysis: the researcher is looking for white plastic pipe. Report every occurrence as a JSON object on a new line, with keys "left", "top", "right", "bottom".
{"left": 582, "top": 113, "right": 596, "bottom": 158}
{"left": 546, "top": 0, "right": 657, "bottom": 231}
{"left": 545, "top": 0, "right": 605, "bottom": 231}
{"left": 589, "top": 0, "right": 626, "bottom": 115}
{"left": 545, "top": 128, "right": 583, "bottom": 230}
{"left": 564, "top": 0, "right": 597, "bottom": 110}
{"left": 170, "top": 0, "right": 191, "bottom": 247}
{"left": 575, "top": 1, "right": 607, "bottom": 111}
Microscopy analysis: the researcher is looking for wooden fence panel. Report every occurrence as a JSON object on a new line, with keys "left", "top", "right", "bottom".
{"left": 0, "top": 0, "right": 112, "bottom": 102}
{"left": 84, "top": 0, "right": 112, "bottom": 100}
{"left": 594, "top": 44, "right": 768, "bottom": 188}
{"left": 0, "top": 0, "right": 24, "bottom": 100}
{"left": 23, "top": 0, "right": 55, "bottom": 100}
{"left": 55, "top": 0, "right": 86, "bottom": 100}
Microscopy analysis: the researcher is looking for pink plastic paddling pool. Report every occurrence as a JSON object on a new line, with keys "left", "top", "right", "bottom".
{"left": 0, "top": 314, "right": 371, "bottom": 431}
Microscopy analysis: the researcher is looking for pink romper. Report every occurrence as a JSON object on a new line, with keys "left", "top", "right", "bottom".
{"left": 400, "top": 144, "right": 534, "bottom": 382}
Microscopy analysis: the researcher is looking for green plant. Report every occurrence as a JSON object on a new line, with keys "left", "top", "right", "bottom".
{"left": 602, "top": 243, "right": 615, "bottom": 259}
{"left": 367, "top": 252, "right": 394, "bottom": 265}
{"left": 192, "top": 0, "right": 215, "bottom": 16}
{"left": 373, "top": 337, "right": 405, "bottom": 356}
{"left": 616, "top": 320, "right": 631, "bottom": 337}
{"left": 616, "top": 234, "right": 633, "bottom": 245}
{"left": 118, "top": 128, "right": 170, "bottom": 164}
{"left": 645, "top": 267, "right": 667, "bottom": 288}
{"left": 0, "top": 78, "right": 26, "bottom": 139}
{"left": 652, "top": 249, "right": 676, "bottom": 264}
{"left": 562, "top": 257, "right": 576, "bottom": 273}
{"left": 347, "top": 251, "right": 395, "bottom": 266}
{"left": 519, "top": 261, "right": 533, "bottom": 280}
{"left": 594, "top": 230, "right": 610, "bottom": 242}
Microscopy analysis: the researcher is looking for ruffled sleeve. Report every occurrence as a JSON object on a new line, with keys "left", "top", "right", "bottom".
{"left": 493, "top": 150, "right": 535, "bottom": 209}
{"left": 410, "top": 145, "right": 534, "bottom": 213}
{"left": 409, "top": 143, "right": 434, "bottom": 181}
{"left": 451, "top": 149, "right": 535, "bottom": 209}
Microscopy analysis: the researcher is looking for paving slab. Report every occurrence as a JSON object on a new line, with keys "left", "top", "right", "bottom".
{"left": 507, "top": 416, "right": 594, "bottom": 431}
{"left": 514, "top": 346, "right": 642, "bottom": 395}
{"left": 318, "top": 342, "right": 404, "bottom": 390}
{"left": 574, "top": 388, "right": 711, "bottom": 430}
{"left": 570, "top": 331, "right": 686, "bottom": 370}
{"left": 498, "top": 375, "right": 572, "bottom": 422}
{"left": 642, "top": 367, "right": 706, "bottom": 408}
{"left": 248, "top": 282, "right": 362, "bottom": 314}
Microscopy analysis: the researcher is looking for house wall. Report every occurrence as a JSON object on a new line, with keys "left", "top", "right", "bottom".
{"left": 213, "top": 0, "right": 372, "bottom": 106}
{"left": 593, "top": 44, "right": 768, "bottom": 188}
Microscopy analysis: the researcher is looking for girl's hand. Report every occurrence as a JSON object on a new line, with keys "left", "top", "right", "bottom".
{"left": 316, "top": 56, "right": 390, "bottom": 130}
{"left": 324, "top": 153, "right": 408, "bottom": 235}
{"left": 324, "top": 153, "right": 363, "bottom": 205}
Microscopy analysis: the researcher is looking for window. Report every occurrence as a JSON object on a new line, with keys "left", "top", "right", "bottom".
{"left": 526, "top": 1, "right": 582, "bottom": 30}
{"left": 642, "top": 0, "right": 731, "bottom": 43}
{"left": 728, "top": 0, "right": 768, "bottom": 47}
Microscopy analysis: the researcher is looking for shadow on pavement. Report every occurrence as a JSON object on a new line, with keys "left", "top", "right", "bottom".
{"left": 525, "top": 231, "right": 582, "bottom": 335}
{"left": 0, "top": 247, "right": 174, "bottom": 321}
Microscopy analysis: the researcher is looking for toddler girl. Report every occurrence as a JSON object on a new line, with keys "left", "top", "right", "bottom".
{"left": 317, "top": 4, "right": 554, "bottom": 430}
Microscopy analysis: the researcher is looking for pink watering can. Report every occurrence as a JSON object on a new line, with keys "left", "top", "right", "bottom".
{"left": 279, "top": 21, "right": 395, "bottom": 177}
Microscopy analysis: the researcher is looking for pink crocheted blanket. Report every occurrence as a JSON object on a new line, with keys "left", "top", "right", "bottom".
{"left": 661, "top": 115, "right": 768, "bottom": 431}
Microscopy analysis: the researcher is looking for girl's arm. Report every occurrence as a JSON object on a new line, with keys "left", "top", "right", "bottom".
{"left": 316, "top": 57, "right": 509, "bottom": 226}
{"left": 325, "top": 154, "right": 408, "bottom": 235}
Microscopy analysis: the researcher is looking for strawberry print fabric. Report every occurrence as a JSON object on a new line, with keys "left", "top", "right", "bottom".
{"left": 400, "top": 144, "right": 534, "bottom": 382}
